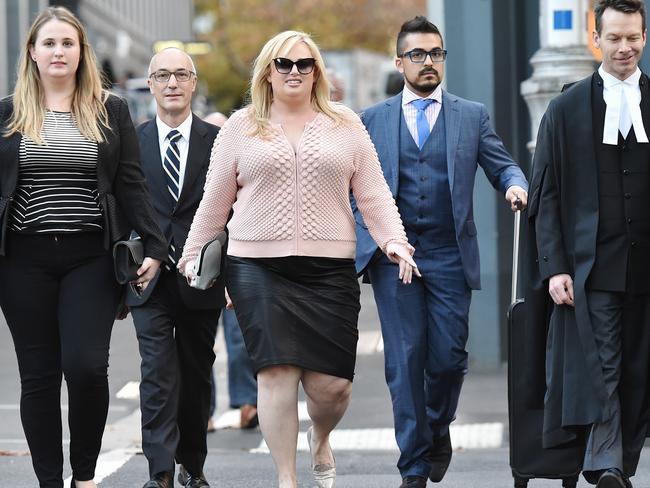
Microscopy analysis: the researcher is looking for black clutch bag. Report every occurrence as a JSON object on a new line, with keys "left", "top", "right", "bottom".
{"left": 112, "top": 238, "right": 144, "bottom": 285}
{"left": 190, "top": 231, "right": 227, "bottom": 290}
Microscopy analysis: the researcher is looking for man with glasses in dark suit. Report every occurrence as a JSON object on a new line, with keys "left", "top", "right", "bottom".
{"left": 129, "top": 47, "right": 224, "bottom": 488}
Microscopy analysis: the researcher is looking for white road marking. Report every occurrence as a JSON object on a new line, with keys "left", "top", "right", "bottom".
{"left": 64, "top": 409, "right": 144, "bottom": 486}
{"left": 356, "top": 330, "right": 383, "bottom": 355}
{"left": 63, "top": 448, "right": 139, "bottom": 487}
{"left": 116, "top": 381, "right": 140, "bottom": 400}
{"left": 251, "top": 423, "right": 504, "bottom": 453}
{"left": 213, "top": 401, "right": 310, "bottom": 430}
{"left": 213, "top": 408, "right": 240, "bottom": 429}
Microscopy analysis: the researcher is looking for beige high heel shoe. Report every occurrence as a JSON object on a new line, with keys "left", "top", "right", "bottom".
{"left": 307, "top": 426, "right": 336, "bottom": 488}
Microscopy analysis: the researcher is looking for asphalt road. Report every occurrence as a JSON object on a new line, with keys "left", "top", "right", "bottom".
{"left": 0, "top": 284, "right": 649, "bottom": 487}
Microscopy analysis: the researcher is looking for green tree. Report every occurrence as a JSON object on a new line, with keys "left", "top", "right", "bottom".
{"left": 194, "top": 0, "right": 426, "bottom": 113}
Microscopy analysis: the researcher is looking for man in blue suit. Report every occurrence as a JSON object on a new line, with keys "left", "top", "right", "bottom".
{"left": 354, "top": 16, "right": 528, "bottom": 488}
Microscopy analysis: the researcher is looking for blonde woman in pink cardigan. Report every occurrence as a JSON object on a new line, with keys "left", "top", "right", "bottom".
{"left": 179, "top": 30, "right": 418, "bottom": 488}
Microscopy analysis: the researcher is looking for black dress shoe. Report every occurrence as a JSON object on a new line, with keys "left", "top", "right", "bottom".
{"left": 399, "top": 476, "right": 427, "bottom": 488}
{"left": 596, "top": 469, "right": 632, "bottom": 488}
{"left": 428, "top": 431, "right": 452, "bottom": 482}
{"left": 177, "top": 464, "right": 210, "bottom": 487}
{"left": 583, "top": 470, "right": 602, "bottom": 485}
{"left": 142, "top": 471, "right": 173, "bottom": 488}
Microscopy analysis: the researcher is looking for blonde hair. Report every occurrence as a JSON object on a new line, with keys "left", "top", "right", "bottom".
{"left": 6, "top": 6, "right": 110, "bottom": 144}
{"left": 249, "top": 30, "right": 353, "bottom": 135}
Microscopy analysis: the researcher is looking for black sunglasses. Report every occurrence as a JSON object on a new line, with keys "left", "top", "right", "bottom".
{"left": 273, "top": 57, "right": 316, "bottom": 75}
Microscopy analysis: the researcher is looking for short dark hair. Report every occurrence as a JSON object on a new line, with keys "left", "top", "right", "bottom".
{"left": 594, "top": 0, "right": 646, "bottom": 34}
{"left": 396, "top": 16, "right": 443, "bottom": 56}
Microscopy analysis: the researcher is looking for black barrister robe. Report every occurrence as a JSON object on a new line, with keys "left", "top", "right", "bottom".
{"left": 526, "top": 72, "right": 650, "bottom": 455}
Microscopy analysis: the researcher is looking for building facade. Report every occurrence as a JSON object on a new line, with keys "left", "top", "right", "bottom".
{"left": 0, "top": 0, "right": 193, "bottom": 97}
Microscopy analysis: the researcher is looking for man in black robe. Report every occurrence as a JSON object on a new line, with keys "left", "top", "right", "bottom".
{"left": 529, "top": 1, "right": 650, "bottom": 486}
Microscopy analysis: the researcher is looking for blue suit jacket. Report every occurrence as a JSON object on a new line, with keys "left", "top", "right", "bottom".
{"left": 354, "top": 91, "right": 528, "bottom": 290}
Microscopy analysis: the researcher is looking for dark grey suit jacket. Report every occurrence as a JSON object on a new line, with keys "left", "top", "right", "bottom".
{"left": 129, "top": 115, "right": 225, "bottom": 310}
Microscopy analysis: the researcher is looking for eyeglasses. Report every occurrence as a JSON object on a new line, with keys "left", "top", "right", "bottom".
{"left": 149, "top": 69, "right": 195, "bottom": 83}
{"left": 273, "top": 57, "right": 316, "bottom": 75}
{"left": 400, "top": 49, "right": 447, "bottom": 64}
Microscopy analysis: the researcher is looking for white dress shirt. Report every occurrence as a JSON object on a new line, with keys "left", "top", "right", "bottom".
{"left": 401, "top": 84, "right": 443, "bottom": 146}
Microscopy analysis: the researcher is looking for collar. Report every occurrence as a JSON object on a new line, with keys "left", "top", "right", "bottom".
{"left": 598, "top": 65, "right": 648, "bottom": 145}
{"left": 599, "top": 65, "right": 641, "bottom": 89}
{"left": 156, "top": 113, "right": 193, "bottom": 143}
{"left": 401, "top": 84, "right": 442, "bottom": 108}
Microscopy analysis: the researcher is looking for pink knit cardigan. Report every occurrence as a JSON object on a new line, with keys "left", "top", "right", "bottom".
{"left": 179, "top": 106, "right": 407, "bottom": 270}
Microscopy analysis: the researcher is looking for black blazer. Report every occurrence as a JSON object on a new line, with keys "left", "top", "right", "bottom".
{"left": 130, "top": 115, "right": 225, "bottom": 310}
{"left": 0, "top": 94, "right": 167, "bottom": 260}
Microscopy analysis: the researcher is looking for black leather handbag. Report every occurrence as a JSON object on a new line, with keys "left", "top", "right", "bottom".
{"left": 190, "top": 231, "right": 228, "bottom": 290}
{"left": 112, "top": 238, "right": 144, "bottom": 284}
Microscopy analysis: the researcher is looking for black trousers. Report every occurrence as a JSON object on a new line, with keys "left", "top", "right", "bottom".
{"left": 0, "top": 231, "right": 121, "bottom": 487}
{"left": 618, "top": 291, "right": 650, "bottom": 476}
{"left": 130, "top": 271, "right": 219, "bottom": 478}
{"left": 582, "top": 288, "right": 650, "bottom": 478}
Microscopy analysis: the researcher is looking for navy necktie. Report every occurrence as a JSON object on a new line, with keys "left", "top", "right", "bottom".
{"left": 412, "top": 98, "right": 435, "bottom": 149}
{"left": 163, "top": 129, "right": 182, "bottom": 267}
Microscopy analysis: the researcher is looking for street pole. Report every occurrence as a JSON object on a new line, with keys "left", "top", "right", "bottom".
{"left": 521, "top": 0, "right": 596, "bottom": 154}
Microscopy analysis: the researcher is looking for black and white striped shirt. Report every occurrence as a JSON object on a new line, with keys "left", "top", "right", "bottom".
{"left": 10, "top": 111, "right": 103, "bottom": 234}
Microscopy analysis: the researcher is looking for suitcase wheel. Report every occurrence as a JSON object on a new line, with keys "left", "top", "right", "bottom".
{"left": 514, "top": 477, "right": 528, "bottom": 488}
{"left": 561, "top": 477, "right": 578, "bottom": 488}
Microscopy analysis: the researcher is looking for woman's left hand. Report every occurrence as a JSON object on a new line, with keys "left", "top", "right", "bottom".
{"left": 135, "top": 257, "right": 161, "bottom": 290}
{"left": 386, "top": 242, "right": 421, "bottom": 284}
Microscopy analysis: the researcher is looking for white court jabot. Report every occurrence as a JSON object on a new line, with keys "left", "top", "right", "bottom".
{"left": 600, "top": 65, "right": 649, "bottom": 145}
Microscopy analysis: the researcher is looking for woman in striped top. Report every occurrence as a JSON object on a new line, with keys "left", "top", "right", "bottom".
{"left": 0, "top": 7, "right": 166, "bottom": 488}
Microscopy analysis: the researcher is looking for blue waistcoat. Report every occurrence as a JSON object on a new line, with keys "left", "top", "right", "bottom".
{"left": 396, "top": 106, "right": 456, "bottom": 250}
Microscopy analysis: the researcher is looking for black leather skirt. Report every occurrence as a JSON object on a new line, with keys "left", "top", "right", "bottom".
{"left": 226, "top": 255, "right": 361, "bottom": 381}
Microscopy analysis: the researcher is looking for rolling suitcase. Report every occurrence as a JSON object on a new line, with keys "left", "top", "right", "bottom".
{"left": 507, "top": 202, "right": 583, "bottom": 487}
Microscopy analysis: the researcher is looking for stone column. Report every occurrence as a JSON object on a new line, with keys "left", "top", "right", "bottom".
{"left": 521, "top": 0, "right": 596, "bottom": 153}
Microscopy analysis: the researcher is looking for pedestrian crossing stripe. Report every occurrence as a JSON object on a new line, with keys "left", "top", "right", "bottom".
{"left": 115, "top": 381, "right": 140, "bottom": 400}
{"left": 64, "top": 448, "right": 139, "bottom": 487}
{"left": 251, "top": 423, "right": 504, "bottom": 453}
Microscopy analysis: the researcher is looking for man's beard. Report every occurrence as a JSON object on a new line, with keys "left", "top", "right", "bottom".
{"left": 407, "top": 68, "right": 440, "bottom": 94}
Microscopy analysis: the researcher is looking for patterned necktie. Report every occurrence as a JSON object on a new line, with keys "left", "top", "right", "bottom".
{"left": 163, "top": 129, "right": 182, "bottom": 267}
{"left": 412, "top": 98, "right": 435, "bottom": 149}
{"left": 163, "top": 129, "right": 182, "bottom": 201}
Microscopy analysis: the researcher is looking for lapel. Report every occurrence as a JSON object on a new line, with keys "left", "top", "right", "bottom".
{"left": 591, "top": 72, "right": 606, "bottom": 145}
{"left": 1, "top": 133, "right": 21, "bottom": 196}
{"left": 565, "top": 75, "right": 599, "bottom": 216}
{"left": 640, "top": 73, "right": 650, "bottom": 139}
{"left": 141, "top": 119, "right": 173, "bottom": 208}
{"left": 96, "top": 124, "right": 112, "bottom": 195}
{"left": 382, "top": 93, "right": 403, "bottom": 195}
{"left": 179, "top": 116, "right": 211, "bottom": 203}
{"left": 581, "top": 73, "right": 600, "bottom": 176}
{"left": 442, "top": 90, "right": 460, "bottom": 190}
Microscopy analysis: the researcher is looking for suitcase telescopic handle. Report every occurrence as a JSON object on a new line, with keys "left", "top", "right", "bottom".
{"left": 511, "top": 198, "right": 523, "bottom": 304}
